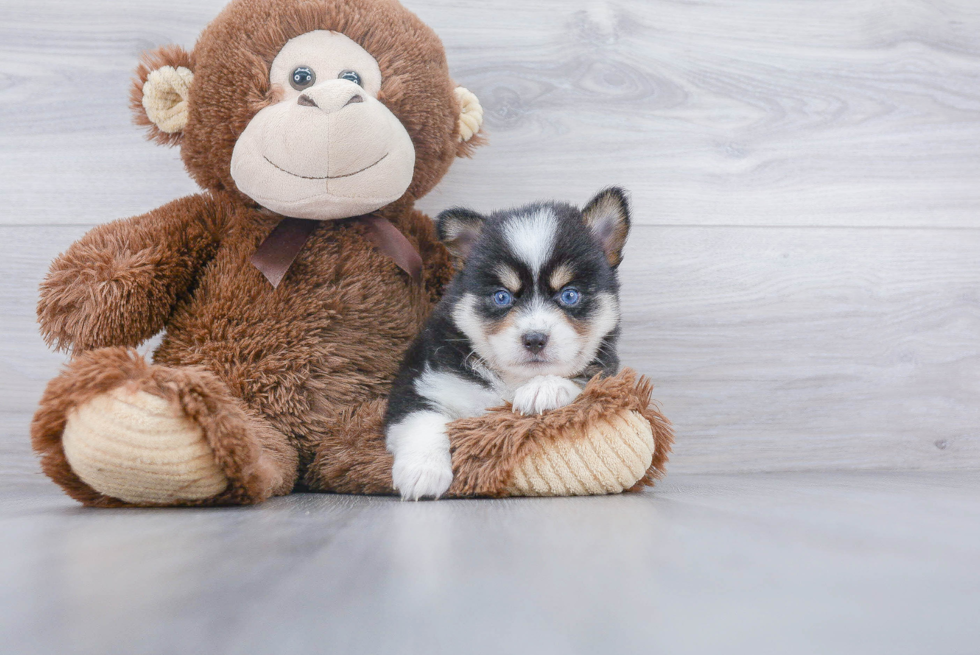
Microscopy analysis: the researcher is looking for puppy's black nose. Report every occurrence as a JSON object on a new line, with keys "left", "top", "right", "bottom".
{"left": 522, "top": 332, "right": 549, "bottom": 354}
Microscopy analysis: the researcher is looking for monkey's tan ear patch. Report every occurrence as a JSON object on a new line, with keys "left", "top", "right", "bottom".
{"left": 142, "top": 67, "right": 193, "bottom": 134}
{"left": 455, "top": 87, "right": 483, "bottom": 142}
{"left": 454, "top": 86, "right": 486, "bottom": 157}
{"left": 130, "top": 45, "right": 194, "bottom": 146}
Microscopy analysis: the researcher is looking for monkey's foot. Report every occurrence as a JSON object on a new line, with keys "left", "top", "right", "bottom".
{"left": 446, "top": 369, "right": 674, "bottom": 498}
{"left": 63, "top": 386, "right": 228, "bottom": 505}
{"left": 32, "top": 347, "right": 289, "bottom": 507}
{"left": 506, "top": 409, "right": 655, "bottom": 496}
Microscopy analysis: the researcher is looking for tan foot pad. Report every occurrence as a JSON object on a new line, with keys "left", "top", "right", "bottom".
{"left": 62, "top": 387, "right": 228, "bottom": 504}
{"left": 506, "top": 410, "right": 655, "bottom": 496}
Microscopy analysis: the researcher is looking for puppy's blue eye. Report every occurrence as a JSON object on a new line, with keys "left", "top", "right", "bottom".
{"left": 492, "top": 290, "right": 514, "bottom": 307}
{"left": 339, "top": 70, "right": 362, "bottom": 86}
{"left": 558, "top": 287, "right": 581, "bottom": 307}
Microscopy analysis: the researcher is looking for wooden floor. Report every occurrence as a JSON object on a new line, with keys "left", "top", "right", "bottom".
{"left": 2, "top": 470, "right": 978, "bottom": 654}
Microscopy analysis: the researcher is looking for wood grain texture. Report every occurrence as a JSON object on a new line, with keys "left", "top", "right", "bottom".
{"left": 2, "top": 471, "right": 979, "bottom": 654}
{"left": 3, "top": 224, "right": 978, "bottom": 473}
{"left": 419, "top": 0, "right": 980, "bottom": 227}
{"left": 1, "top": 0, "right": 979, "bottom": 226}
{"left": 617, "top": 225, "right": 980, "bottom": 471}
{"left": 0, "top": 0, "right": 978, "bottom": 472}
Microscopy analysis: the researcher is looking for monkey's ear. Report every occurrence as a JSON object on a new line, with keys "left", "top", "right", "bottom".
{"left": 437, "top": 207, "right": 486, "bottom": 260}
{"left": 582, "top": 187, "right": 631, "bottom": 268}
{"left": 453, "top": 86, "right": 486, "bottom": 158}
{"left": 130, "top": 45, "right": 194, "bottom": 146}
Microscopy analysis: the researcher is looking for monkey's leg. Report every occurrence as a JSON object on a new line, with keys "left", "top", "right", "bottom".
{"left": 303, "top": 397, "right": 396, "bottom": 495}
{"left": 31, "top": 347, "right": 299, "bottom": 507}
{"left": 447, "top": 369, "right": 673, "bottom": 497}
{"left": 303, "top": 369, "right": 672, "bottom": 498}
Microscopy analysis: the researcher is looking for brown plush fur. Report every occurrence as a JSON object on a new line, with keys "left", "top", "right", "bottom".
{"left": 31, "top": 0, "right": 672, "bottom": 507}
{"left": 302, "top": 368, "right": 672, "bottom": 498}
{"left": 448, "top": 369, "right": 673, "bottom": 497}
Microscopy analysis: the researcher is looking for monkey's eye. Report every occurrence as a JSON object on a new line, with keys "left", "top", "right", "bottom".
{"left": 290, "top": 66, "right": 316, "bottom": 90}
{"left": 338, "top": 70, "right": 362, "bottom": 86}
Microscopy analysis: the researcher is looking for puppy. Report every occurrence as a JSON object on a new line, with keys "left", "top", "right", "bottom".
{"left": 385, "top": 188, "right": 631, "bottom": 500}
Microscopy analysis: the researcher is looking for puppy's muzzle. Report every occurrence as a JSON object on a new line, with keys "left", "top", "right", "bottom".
{"left": 522, "top": 332, "right": 549, "bottom": 354}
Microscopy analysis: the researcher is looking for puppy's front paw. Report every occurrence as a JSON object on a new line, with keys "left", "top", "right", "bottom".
{"left": 512, "top": 375, "right": 582, "bottom": 415}
{"left": 387, "top": 410, "right": 454, "bottom": 501}
{"left": 392, "top": 454, "right": 453, "bottom": 501}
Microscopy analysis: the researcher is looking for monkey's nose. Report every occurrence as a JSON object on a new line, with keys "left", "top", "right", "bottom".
{"left": 522, "top": 332, "right": 549, "bottom": 354}
{"left": 297, "top": 88, "right": 364, "bottom": 113}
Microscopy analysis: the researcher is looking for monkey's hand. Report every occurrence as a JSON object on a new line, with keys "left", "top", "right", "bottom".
{"left": 38, "top": 195, "right": 222, "bottom": 352}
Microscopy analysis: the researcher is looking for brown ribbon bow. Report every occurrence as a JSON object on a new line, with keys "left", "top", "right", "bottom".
{"left": 250, "top": 215, "right": 423, "bottom": 288}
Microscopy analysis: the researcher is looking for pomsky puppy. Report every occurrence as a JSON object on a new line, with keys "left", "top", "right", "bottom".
{"left": 385, "top": 187, "right": 631, "bottom": 500}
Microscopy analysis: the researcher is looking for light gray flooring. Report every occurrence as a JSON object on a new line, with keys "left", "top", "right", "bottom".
{"left": 2, "top": 469, "right": 978, "bottom": 655}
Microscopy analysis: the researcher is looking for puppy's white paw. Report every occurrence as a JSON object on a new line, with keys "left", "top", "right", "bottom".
{"left": 512, "top": 375, "right": 582, "bottom": 415}
{"left": 387, "top": 410, "right": 454, "bottom": 501}
{"left": 392, "top": 453, "right": 454, "bottom": 501}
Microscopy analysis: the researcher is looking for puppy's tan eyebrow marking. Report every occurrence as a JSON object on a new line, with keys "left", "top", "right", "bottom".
{"left": 496, "top": 265, "right": 522, "bottom": 293}
{"left": 549, "top": 263, "right": 575, "bottom": 290}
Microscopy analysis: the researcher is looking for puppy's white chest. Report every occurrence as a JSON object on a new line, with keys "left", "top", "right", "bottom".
{"left": 414, "top": 367, "right": 506, "bottom": 419}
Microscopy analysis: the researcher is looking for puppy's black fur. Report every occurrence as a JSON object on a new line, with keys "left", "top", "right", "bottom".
{"left": 385, "top": 188, "right": 630, "bottom": 428}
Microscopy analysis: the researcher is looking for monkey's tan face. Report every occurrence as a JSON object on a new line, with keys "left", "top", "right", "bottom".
{"left": 230, "top": 30, "right": 416, "bottom": 220}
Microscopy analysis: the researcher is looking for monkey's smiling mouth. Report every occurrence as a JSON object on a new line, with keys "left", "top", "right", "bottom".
{"left": 263, "top": 153, "right": 389, "bottom": 180}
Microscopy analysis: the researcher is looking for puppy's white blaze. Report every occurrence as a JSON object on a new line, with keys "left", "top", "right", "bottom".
{"left": 513, "top": 298, "right": 561, "bottom": 333}
{"left": 414, "top": 365, "right": 502, "bottom": 419}
{"left": 386, "top": 410, "right": 453, "bottom": 500}
{"left": 504, "top": 208, "right": 557, "bottom": 279}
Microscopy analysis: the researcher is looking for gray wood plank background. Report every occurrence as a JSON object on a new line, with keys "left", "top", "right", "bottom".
{"left": 1, "top": 0, "right": 978, "bottom": 475}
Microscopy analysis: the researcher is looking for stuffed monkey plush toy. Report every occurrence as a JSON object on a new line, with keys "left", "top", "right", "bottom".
{"left": 30, "top": 0, "right": 673, "bottom": 506}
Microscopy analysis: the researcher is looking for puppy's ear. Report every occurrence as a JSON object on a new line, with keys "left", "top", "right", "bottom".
{"left": 582, "top": 187, "right": 631, "bottom": 268}
{"left": 437, "top": 208, "right": 486, "bottom": 260}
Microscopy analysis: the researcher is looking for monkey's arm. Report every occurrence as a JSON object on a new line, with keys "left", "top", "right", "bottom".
{"left": 38, "top": 194, "right": 224, "bottom": 352}
{"left": 392, "top": 208, "right": 456, "bottom": 303}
